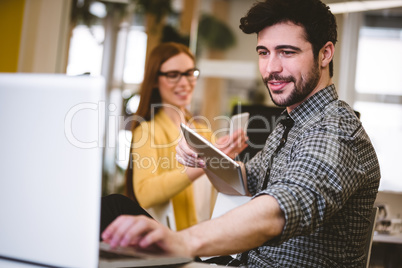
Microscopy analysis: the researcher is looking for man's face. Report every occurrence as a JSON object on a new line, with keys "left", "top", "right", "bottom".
{"left": 257, "top": 22, "right": 321, "bottom": 111}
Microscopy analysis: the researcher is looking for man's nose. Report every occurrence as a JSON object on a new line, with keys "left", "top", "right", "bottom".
{"left": 266, "top": 56, "right": 283, "bottom": 74}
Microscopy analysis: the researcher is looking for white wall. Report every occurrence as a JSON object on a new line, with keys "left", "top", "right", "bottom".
{"left": 18, "top": 0, "right": 72, "bottom": 73}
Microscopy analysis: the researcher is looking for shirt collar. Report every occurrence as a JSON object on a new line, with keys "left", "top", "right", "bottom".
{"left": 289, "top": 84, "right": 338, "bottom": 125}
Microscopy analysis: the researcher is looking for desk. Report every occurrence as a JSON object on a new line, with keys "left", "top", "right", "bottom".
{"left": 373, "top": 233, "right": 402, "bottom": 244}
{"left": 0, "top": 258, "right": 220, "bottom": 268}
{"left": 371, "top": 233, "right": 402, "bottom": 267}
{"left": 181, "top": 262, "right": 222, "bottom": 267}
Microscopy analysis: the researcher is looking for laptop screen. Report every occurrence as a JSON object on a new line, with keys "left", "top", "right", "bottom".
{"left": 0, "top": 73, "right": 105, "bottom": 267}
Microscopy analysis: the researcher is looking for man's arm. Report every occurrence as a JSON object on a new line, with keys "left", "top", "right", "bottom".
{"left": 180, "top": 194, "right": 284, "bottom": 256}
{"left": 102, "top": 194, "right": 285, "bottom": 257}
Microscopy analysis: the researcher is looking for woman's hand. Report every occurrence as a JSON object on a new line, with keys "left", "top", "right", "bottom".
{"left": 214, "top": 129, "right": 248, "bottom": 159}
{"left": 176, "top": 129, "right": 248, "bottom": 168}
{"left": 176, "top": 137, "right": 206, "bottom": 168}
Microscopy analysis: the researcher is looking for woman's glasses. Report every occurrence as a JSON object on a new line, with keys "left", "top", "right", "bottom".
{"left": 158, "top": 68, "right": 200, "bottom": 84}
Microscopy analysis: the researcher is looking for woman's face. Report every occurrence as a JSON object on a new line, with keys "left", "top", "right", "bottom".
{"left": 158, "top": 53, "right": 197, "bottom": 110}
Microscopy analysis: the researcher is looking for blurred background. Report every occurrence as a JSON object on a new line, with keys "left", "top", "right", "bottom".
{"left": 1, "top": 1, "right": 402, "bottom": 265}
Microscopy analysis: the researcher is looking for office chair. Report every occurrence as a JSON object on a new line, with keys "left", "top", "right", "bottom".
{"left": 364, "top": 207, "right": 379, "bottom": 268}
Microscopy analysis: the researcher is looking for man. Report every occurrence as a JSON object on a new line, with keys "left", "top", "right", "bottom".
{"left": 102, "top": 0, "right": 381, "bottom": 267}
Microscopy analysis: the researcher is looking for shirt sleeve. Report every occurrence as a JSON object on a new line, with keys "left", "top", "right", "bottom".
{"left": 254, "top": 121, "right": 367, "bottom": 245}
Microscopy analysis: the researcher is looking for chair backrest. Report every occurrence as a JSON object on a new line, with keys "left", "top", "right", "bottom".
{"left": 211, "top": 193, "right": 251, "bottom": 221}
{"left": 364, "top": 207, "right": 378, "bottom": 268}
{"left": 146, "top": 202, "right": 177, "bottom": 231}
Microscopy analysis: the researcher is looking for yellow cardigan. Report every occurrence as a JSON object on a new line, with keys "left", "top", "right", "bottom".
{"left": 131, "top": 110, "right": 214, "bottom": 230}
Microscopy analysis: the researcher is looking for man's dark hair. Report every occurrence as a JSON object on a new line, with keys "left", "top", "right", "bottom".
{"left": 240, "top": 0, "right": 337, "bottom": 77}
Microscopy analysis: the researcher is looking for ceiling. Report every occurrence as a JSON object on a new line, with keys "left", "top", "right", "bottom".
{"left": 322, "top": 0, "right": 402, "bottom": 15}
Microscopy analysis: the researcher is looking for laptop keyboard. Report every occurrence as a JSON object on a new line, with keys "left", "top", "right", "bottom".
{"left": 99, "top": 249, "right": 140, "bottom": 260}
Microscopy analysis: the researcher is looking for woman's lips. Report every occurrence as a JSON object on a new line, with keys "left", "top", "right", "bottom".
{"left": 175, "top": 91, "right": 190, "bottom": 100}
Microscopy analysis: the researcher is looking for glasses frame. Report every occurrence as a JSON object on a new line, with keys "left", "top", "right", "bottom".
{"left": 158, "top": 68, "right": 200, "bottom": 84}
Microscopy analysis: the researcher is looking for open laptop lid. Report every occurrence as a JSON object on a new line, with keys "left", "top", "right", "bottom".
{"left": 0, "top": 73, "right": 105, "bottom": 268}
{"left": 180, "top": 123, "right": 246, "bottom": 196}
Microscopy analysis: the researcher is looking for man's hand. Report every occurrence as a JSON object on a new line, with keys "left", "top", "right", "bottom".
{"left": 101, "top": 215, "right": 191, "bottom": 257}
{"left": 101, "top": 195, "right": 285, "bottom": 258}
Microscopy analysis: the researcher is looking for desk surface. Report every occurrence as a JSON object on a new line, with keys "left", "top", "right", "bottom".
{"left": 0, "top": 258, "right": 220, "bottom": 268}
{"left": 373, "top": 233, "right": 402, "bottom": 244}
{"left": 181, "top": 262, "right": 221, "bottom": 267}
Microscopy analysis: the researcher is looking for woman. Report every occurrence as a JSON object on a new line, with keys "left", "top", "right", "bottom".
{"left": 124, "top": 42, "right": 247, "bottom": 231}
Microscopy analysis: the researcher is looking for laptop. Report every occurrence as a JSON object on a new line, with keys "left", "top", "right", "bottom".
{"left": 180, "top": 123, "right": 247, "bottom": 196}
{"left": 0, "top": 73, "right": 192, "bottom": 268}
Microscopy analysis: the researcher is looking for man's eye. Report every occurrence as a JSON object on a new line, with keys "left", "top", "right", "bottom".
{"left": 283, "top": 51, "right": 295, "bottom": 56}
{"left": 166, "top": 72, "right": 180, "bottom": 78}
{"left": 257, "top": 51, "right": 268, "bottom": 56}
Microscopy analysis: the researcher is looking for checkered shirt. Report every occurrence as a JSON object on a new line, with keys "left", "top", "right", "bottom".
{"left": 237, "top": 85, "right": 381, "bottom": 267}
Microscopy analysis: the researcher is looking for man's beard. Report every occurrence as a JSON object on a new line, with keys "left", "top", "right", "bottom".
{"left": 263, "top": 62, "right": 320, "bottom": 107}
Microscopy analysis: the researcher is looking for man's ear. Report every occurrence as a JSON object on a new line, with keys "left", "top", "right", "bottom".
{"left": 320, "top": 41, "right": 335, "bottom": 68}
